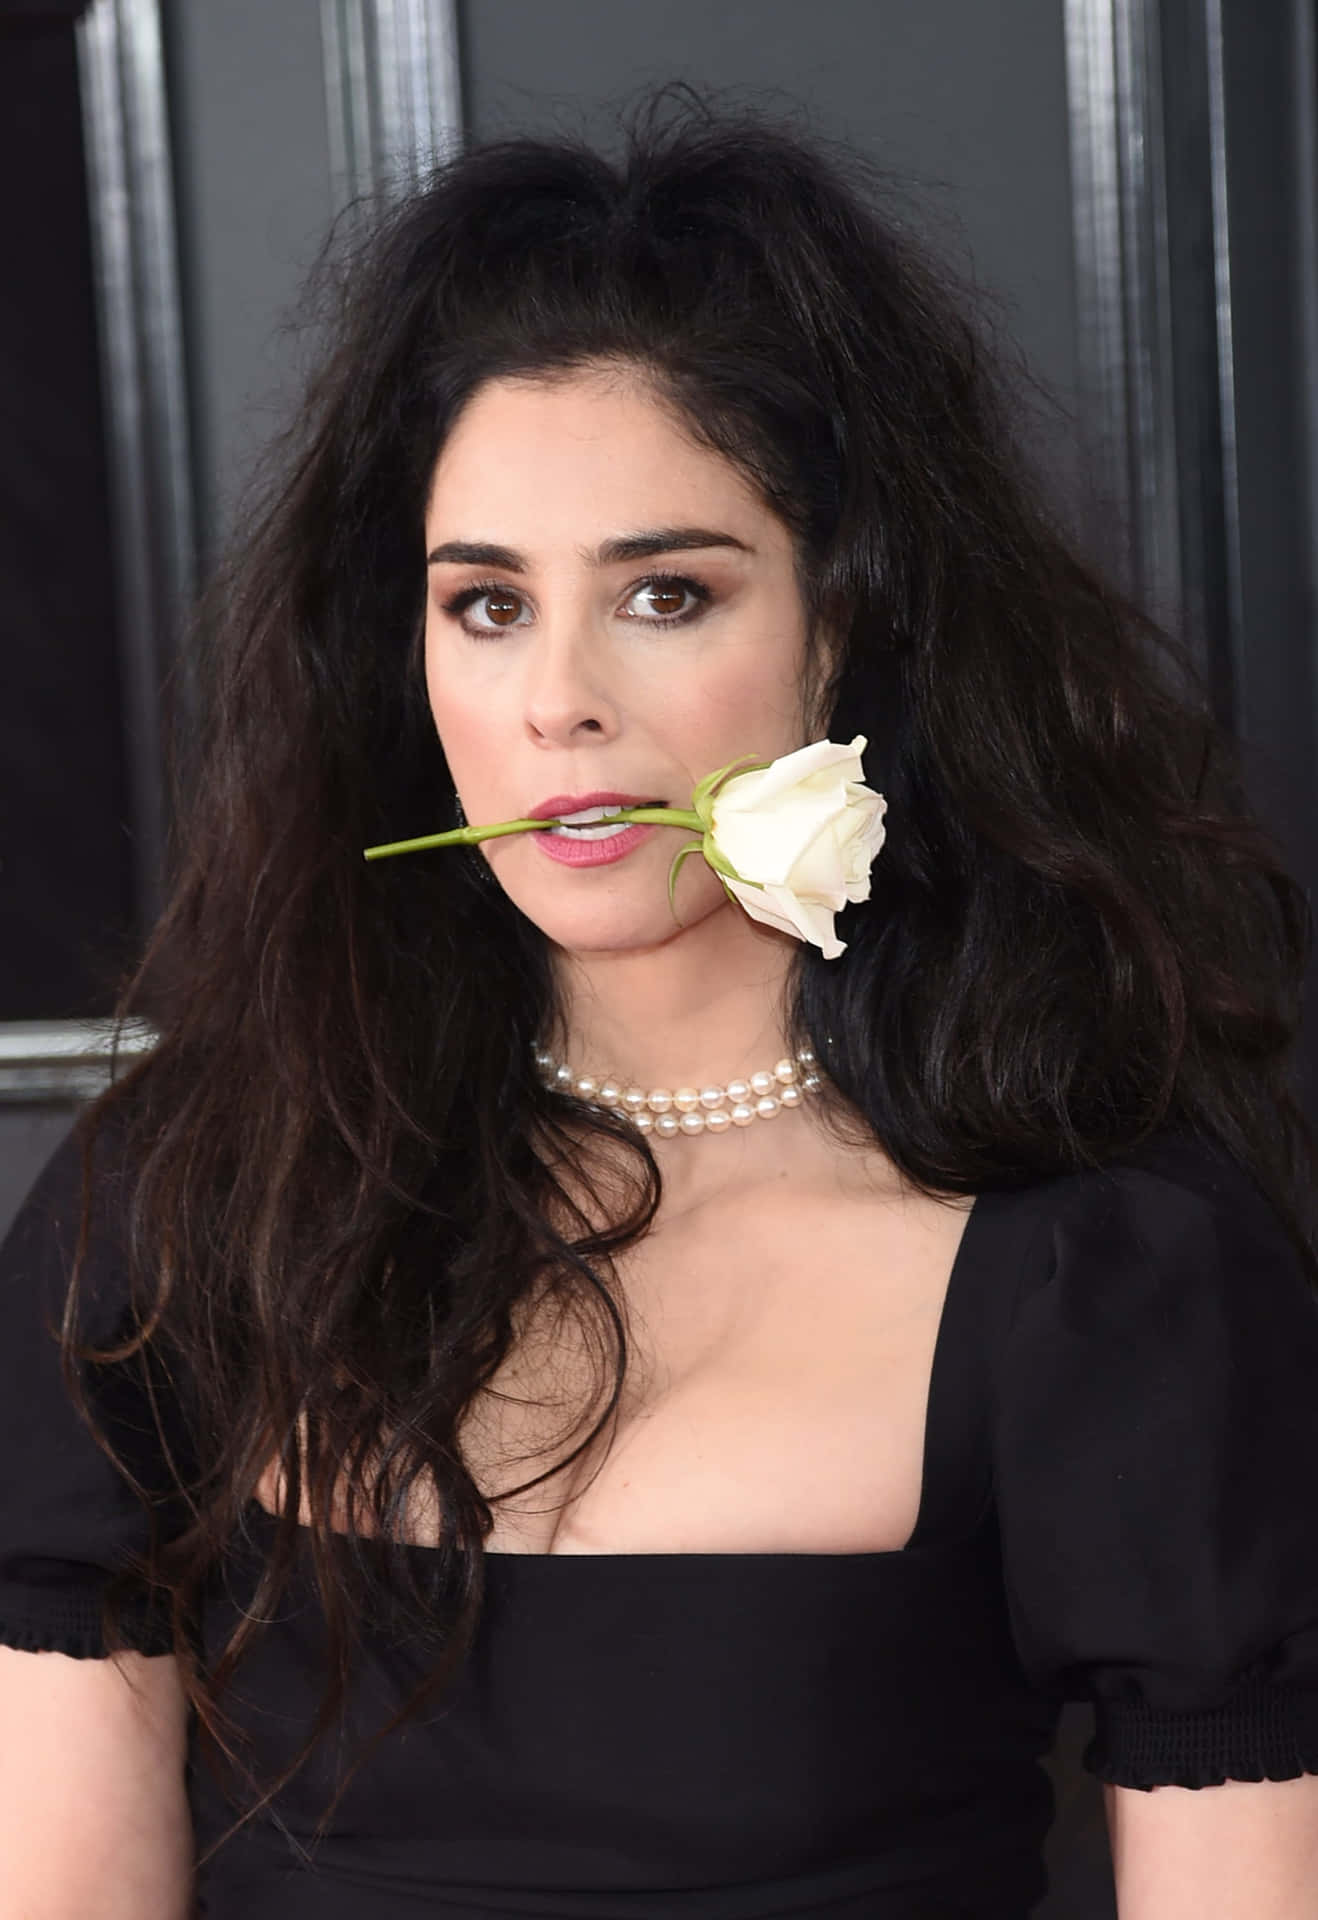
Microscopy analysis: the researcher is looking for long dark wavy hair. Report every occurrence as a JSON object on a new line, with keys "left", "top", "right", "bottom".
{"left": 60, "top": 85, "right": 1316, "bottom": 1861}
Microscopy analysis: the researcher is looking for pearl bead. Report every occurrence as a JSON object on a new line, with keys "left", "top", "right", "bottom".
{"left": 531, "top": 1040, "right": 813, "bottom": 1140}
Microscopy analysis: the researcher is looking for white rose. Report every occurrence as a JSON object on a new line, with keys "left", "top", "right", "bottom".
{"left": 704, "top": 736, "right": 887, "bottom": 959}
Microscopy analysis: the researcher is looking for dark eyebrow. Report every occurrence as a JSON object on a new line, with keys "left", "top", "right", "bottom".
{"left": 594, "top": 527, "right": 753, "bottom": 565}
{"left": 426, "top": 539, "right": 526, "bottom": 570}
{"left": 425, "top": 527, "right": 753, "bottom": 570}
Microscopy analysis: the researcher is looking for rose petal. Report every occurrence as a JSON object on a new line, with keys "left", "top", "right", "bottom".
{"left": 835, "top": 791, "right": 887, "bottom": 899}
{"left": 780, "top": 815, "right": 853, "bottom": 906}
{"left": 705, "top": 738, "right": 876, "bottom": 961}
{"left": 757, "top": 882, "right": 848, "bottom": 958}
{"left": 723, "top": 876, "right": 847, "bottom": 958}
{"left": 711, "top": 784, "right": 849, "bottom": 886}
{"left": 714, "top": 735, "right": 867, "bottom": 813}
{"left": 722, "top": 876, "right": 807, "bottom": 939}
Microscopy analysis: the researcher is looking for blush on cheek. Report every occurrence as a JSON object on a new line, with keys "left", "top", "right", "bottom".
{"left": 425, "top": 685, "right": 500, "bottom": 817}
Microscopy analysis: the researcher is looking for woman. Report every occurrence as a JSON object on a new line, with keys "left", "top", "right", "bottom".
{"left": 1, "top": 89, "right": 1317, "bottom": 1919}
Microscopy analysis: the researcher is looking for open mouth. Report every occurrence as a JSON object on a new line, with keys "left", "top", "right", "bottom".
{"left": 545, "top": 801, "right": 664, "bottom": 840}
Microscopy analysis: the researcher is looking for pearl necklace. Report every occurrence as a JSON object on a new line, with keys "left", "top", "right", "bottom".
{"left": 532, "top": 1043, "right": 823, "bottom": 1137}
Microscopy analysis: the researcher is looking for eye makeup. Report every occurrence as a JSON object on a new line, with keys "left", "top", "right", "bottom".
{"left": 439, "top": 571, "right": 714, "bottom": 639}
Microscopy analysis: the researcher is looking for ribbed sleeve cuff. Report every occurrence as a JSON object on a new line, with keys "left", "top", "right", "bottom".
{"left": 1087, "top": 1682, "right": 1318, "bottom": 1789}
{"left": 0, "top": 1580, "right": 175, "bottom": 1659}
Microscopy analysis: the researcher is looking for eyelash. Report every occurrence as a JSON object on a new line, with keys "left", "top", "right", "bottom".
{"left": 440, "top": 571, "right": 713, "bottom": 638}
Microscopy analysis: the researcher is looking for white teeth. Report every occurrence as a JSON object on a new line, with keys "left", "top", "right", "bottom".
{"left": 549, "top": 820, "right": 631, "bottom": 840}
{"left": 542, "top": 800, "right": 661, "bottom": 839}
{"left": 555, "top": 804, "right": 625, "bottom": 825}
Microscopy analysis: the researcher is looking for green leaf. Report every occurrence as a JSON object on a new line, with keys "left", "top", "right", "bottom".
{"left": 690, "top": 752, "right": 770, "bottom": 827}
{"left": 666, "top": 839, "right": 706, "bottom": 918}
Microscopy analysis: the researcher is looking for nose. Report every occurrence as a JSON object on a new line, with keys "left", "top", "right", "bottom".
{"left": 522, "top": 621, "right": 621, "bottom": 748}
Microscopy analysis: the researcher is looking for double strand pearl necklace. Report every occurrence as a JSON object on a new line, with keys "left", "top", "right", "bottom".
{"left": 533, "top": 1043, "right": 823, "bottom": 1138}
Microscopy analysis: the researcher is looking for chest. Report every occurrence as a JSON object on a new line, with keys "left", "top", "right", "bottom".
{"left": 461, "top": 1181, "right": 977, "bottom": 1555}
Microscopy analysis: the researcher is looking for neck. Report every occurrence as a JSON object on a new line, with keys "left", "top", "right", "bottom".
{"left": 548, "top": 904, "right": 798, "bottom": 1091}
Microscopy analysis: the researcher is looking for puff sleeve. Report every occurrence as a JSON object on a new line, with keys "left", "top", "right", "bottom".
{"left": 993, "top": 1129, "right": 1318, "bottom": 1788}
{"left": 0, "top": 1109, "right": 195, "bottom": 1659}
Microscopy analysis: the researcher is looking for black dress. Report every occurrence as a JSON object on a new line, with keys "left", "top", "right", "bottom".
{"left": 3, "top": 1118, "right": 1318, "bottom": 1918}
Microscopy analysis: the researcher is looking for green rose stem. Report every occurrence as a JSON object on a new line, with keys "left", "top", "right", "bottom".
{"left": 361, "top": 754, "right": 772, "bottom": 919}
{"left": 361, "top": 805, "right": 699, "bottom": 860}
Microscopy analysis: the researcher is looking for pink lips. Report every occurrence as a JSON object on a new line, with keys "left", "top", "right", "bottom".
{"left": 527, "top": 789, "right": 660, "bottom": 820}
{"left": 527, "top": 789, "right": 664, "bottom": 870}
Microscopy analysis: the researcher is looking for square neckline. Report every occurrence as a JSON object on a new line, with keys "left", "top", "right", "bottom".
{"left": 241, "top": 1185, "right": 994, "bottom": 1567}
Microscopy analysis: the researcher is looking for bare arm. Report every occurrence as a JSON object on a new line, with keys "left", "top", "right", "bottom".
{"left": 0, "top": 1645, "right": 193, "bottom": 1920}
{"left": 1106, "top": 1775, "right": 1318, "bottom": 1919}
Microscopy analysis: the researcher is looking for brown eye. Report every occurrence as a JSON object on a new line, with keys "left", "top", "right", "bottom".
{"left": 441, "top": 582, "right": 530, "bottom": 637}
{"left": 638, "top": 583, "right": 687, "bottom": 617}
{"left": 482, "top": 590, "right": 522, "bottom": 626}
{"left": 624, "top": 575, "right": 710, "bottom": 624}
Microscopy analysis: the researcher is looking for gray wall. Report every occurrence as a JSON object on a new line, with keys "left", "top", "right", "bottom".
{"left": 165, "top": 0, "right": 1082, "bottom": 555}
{"left": 1, "top": 1107, "right": 80, "bottom": 1236}
{"left": 465, "top": 0, "right": 1081, "bottom": 502}
{"left": 165, "top": 0, "right": 335, "bottom": 544}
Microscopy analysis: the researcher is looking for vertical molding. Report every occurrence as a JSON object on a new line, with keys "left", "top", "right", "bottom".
{"left": 1203, "top": 0, "right": 1244, "bottom": 712}
{"left": 1294, "top": 0, "right": 1318, "bottom": 677}
{"left": 74, "top": 0, "right": 196, "bottom": 930}
{"left": 1, "top": 0, "right": 189, "bottom": 1089}
{"left": 320, "top": 0, "right": 462, "bottom": 210}
{"left": 322, "top": 0, "right": 374, "bottom": 207}
{"left": 1115, "top": 0, "right": 1181, "bottom": 632}
{"left": 1064, "top": 0, "right": 1180, "bottom": 628}
{"left": 1065, "top": 0, "right": 1132, "bottom": 588}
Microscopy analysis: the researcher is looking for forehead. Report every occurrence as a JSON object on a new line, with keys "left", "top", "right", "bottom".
{"left": 423, "top": 369, "right": 776, "bottom": 540}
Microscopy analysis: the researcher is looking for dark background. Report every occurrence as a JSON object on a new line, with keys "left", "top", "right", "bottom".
{"left": 1, "top": 9, "right": 133, "bottom": 1020}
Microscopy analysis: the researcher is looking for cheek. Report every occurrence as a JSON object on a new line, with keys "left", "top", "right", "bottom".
{"left": 424, "top": 640, "right": 499, "bottom": 787}
{"left": 430, "top": 690, "right": 500, "bottom": 782}
{"left": 678, "top": 629, "right": 811, "bottom": 750}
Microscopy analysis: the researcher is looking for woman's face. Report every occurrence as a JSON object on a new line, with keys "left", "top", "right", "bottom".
{"left": 423, "top": 365, "right": 818, "bottom": 957}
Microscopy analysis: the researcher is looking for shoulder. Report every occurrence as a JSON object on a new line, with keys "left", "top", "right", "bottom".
{"left": 989, "top": 1124, "right": 1315, "bottom": 1337}
{"left": 983, "top": 1121, "right": 1318, "bottom": 1564}
{"left": 0, "top": 1094, "right": 191, "bottom": 1660}
{"left": 988, "top": 1121, "right": 1318, "bottom": 1555}
{"left": 983, "top": 1125, "right": 1318, "bottom": 1778}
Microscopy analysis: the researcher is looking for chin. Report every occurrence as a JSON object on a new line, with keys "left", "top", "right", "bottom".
{"left": 483, "top": 843, "right": 711, "bottom": 948}
{"left": 501, "top": 885, "right": 728, "bottom": 958}
{"left": 530, "top": 907, "right": 696, "bottom": 958}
